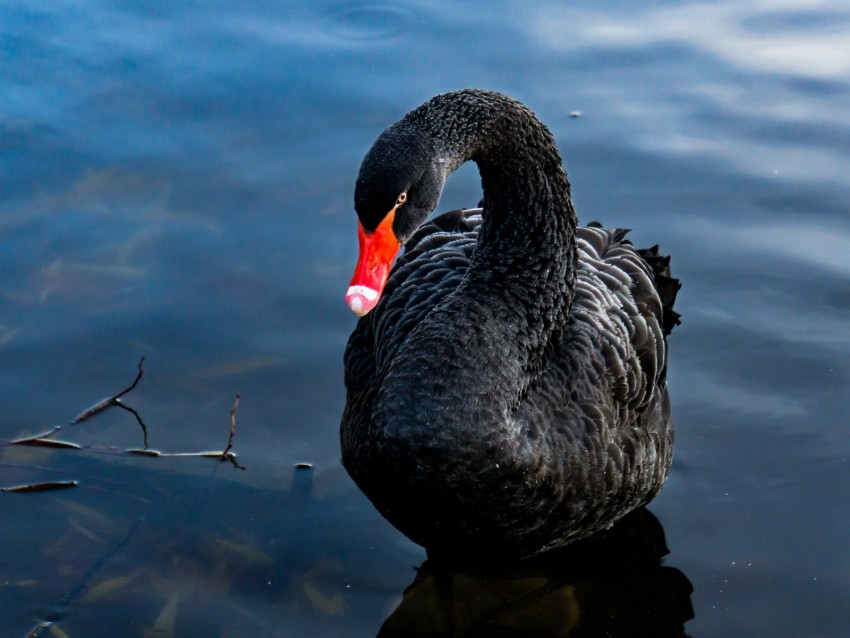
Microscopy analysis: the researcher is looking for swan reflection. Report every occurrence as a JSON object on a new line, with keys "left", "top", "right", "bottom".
{"left": 378, "top": 508, "right": 693, "bottom": 638}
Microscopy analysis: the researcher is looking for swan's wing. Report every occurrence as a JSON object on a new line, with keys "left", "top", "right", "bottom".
{"left": 405, "top": 207, "right": 481, "bottom": 251}
{"left": 533, "top": 224, "right": 679, "bottom": 436}
{"left": 510, "top": 225, "right": 679, "bottom": 547}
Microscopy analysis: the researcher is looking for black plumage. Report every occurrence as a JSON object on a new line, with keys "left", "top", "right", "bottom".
{"left": 341, "top": 90, "right": 680, "bottom": 560}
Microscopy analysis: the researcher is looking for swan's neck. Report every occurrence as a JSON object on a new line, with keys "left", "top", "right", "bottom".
{"left": 376, "top": 91, "right": 577, "bottom": 445}
{"left": 414, "top": 91, "right": 577, "bottom": 307}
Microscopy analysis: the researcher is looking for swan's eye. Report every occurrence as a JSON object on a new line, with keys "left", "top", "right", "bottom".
{"left": 396, "top": 192, "right": 408, "bottom": 206}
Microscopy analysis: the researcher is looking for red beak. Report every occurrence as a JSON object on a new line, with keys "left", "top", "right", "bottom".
{"left": 346, "top": 208, "right": 401, "bottom": 316}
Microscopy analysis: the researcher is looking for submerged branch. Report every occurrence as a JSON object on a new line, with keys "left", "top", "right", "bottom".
{"left": 220, "top": 393, "right": 244, "bottom": 469}
{"left": 114, "top": 355, "right": 145, "bottom": 400}
{"left": 73, "top": 356, "right": 145, "bottom": 424}
{"left": 124, "top": 393, "right": 245, "bottom": 468}
{"left": 113, "top": 401, "right": 148, "bottom": 449}
{"left": 1, "top": 480, "right": 78, "bottom": 493}
{"left": 1, "top": 356, "right": 246, "bottom": 496}
{"left": 10, "top": 436, "right": 81, "bottom": 450}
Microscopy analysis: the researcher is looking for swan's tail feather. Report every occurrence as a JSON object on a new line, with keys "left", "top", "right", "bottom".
{"left": 584, "top": 222, "right": 681, "bottom": 335}
{"left": 636, "top": 244, "right": 682, "bottom": 335}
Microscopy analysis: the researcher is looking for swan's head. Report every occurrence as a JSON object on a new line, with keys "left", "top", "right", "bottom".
{"left": 346, "top": 123, "right": 446, "bottom": 316}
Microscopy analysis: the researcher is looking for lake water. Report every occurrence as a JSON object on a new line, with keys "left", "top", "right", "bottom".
{"left": 2, "top": 1, "right": 849, "bottom": 636}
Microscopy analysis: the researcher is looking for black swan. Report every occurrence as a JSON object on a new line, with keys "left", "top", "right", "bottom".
{"left": 341, "top": 89, "right": 680, "bottom": 560}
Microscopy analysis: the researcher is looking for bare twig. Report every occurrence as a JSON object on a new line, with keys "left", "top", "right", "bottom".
{"left": 73, "top": 356, "right": 145, "bottom": 424}
{"left": 113, "top": 401, "right": 149, "bottom": 449}
{"left": 124, "top": 394, "right": 246, "bottom": 468}
{"left": 17, "top": 424, "right": 64, "bottom": 441}
{"left": 221, "top": 393, "right": 245, "bottom": 470}
{"left": 1, "top": 356, "right": 247, "bottom": 487}
{"left": 72, "top": 397, "right": 116, "bottom": 423}
{"left": 1, "top": 481, "right": 78, "bottom": 493}
{"left": 114, "top": 355, "right": 145, "bottom": 400}
{"left": 222, "top": 454, "right": 245, "bottom": 471}
{"left": 126, "top": 448, "right": 161, "bottom": 457}
{"left": 10, "top": 436, "right": 81, "bottom": 450}
{"left": 223, "top": 393, "right": 240, "bottom": 458}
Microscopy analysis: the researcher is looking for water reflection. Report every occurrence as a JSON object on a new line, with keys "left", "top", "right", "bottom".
{"left": 3, "top": 424, "right": 691, "bottom": 638}
{"left": 1, "top": 450, "right": 401, "bottom": 637}
{"left": 379, "top": 509, "right": 693, "bottom": 638}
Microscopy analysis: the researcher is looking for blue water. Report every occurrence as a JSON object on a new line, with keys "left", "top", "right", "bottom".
{"left": 2, "top": 1, "right": 849, "bottom": 636}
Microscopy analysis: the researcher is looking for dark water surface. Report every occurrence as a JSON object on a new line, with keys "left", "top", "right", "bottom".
{"left": 2, "top": 1, "right": 849, "bottom": 636}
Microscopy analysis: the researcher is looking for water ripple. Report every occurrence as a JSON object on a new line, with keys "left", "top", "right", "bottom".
{"left": 323, "top": 2, "right": 417, "bottom": 43}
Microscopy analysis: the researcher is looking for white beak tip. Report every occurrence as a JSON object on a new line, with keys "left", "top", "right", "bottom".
{"left": 346, "top": 285, "right": 380, "bottom": 316}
